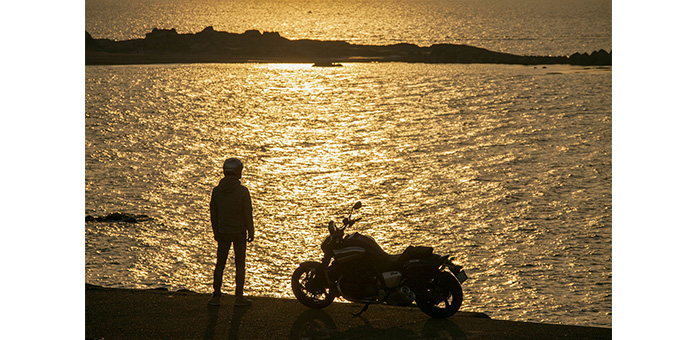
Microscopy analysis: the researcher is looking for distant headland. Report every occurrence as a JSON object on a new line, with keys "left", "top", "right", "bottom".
{"left": 86, "top": 27, "right": 611, "bottom": 66}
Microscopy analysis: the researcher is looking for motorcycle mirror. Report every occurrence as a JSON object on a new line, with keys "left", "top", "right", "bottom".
{"left": 352, "top": 201, "right": 362, "bottom": 210}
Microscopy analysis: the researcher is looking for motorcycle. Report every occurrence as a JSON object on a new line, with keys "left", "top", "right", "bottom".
{"left": 291, "top": 201, "right": 468, "bottom": 318}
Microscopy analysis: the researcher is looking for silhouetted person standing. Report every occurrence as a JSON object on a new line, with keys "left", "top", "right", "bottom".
{"left": 208, "top": 157, "right": 254, "bottom": 306}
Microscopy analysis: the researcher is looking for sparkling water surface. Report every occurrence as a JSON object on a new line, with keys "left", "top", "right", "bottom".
{"left": 85, "top": 63, "right": 611, "bottom": 327}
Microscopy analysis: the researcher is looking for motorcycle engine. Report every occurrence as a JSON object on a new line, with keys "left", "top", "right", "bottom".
{"left": 337, "top": 265, "right": 379, "bottom": 300}
{"left": 386, "top": 285, "right": 416, "bottom": 306}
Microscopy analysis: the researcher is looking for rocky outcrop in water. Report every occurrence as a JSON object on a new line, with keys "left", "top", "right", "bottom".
{"left": 85, "top": 212, "right": 151, "bottom": 223}
{"left": 568, "top": 49, "right": 612, "bottom": 66}
{"left": 86, "top": 27, "right": 611, "bottom": 66}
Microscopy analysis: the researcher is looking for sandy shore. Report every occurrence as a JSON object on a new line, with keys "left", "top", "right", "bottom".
{"left": 85, "top": 284, "right": 610, "bottom": 339}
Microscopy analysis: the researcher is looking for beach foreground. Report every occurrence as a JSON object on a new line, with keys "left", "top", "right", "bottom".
{"left": 85, "top": 285, "right": 610, "bottom": 339}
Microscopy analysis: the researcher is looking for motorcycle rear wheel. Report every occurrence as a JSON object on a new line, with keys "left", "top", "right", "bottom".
{"left": 292, "top": 261, "right": 335, "bottom": 309}
{"left": 415, "top": 271, "right": 463, "bottom": 319}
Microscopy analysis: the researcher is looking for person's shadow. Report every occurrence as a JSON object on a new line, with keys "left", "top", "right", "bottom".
{"left": 227, "top": 305, "right": 251, "bottom": 340}
{"left": 204, "top": 305, "right": 220, "bottom": 340}
{"left": 204, "top": 304, "right": 251, "bottom": 340}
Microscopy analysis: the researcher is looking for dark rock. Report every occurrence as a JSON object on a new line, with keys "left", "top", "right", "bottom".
{"left": 85, "top": 31, "right": 103, "bottom": 52}
{"left": 85, "top": 28, "right": 611, "bottom": 66}
{"left": 569, "top": 49, "right": 611, "bottom": 66}
{"left": 262, "top": 31, "right": 281, "bottom": 39}
{"left": 146, "top": 28, "right": 178, "bottom": 39}
{"left": 85, "top": 283, "right": 103, "bottom": 290}
{"left": 85, "top": 212, "right": 151, "bottom": 223}
{"left": 196, "top": 42, "right": 234, "bottom": 55}
{"left": 148, "top": 287, "right": 169, "bottom": 291}
{"left": 242, "top": 29, "right": 262, "bottom": 38}
{"left": 105, "top": 213, "right": 132, "bottom": 222}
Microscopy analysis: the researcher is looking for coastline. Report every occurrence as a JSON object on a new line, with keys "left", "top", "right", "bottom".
{"left": 86, "top": 28, "right": 611, "bottom": 66}
{"left": 85, "top": 284, "right": 611, "bottom": 339}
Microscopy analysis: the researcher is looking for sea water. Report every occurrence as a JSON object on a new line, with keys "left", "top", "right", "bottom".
{"left": 85, "top": 0, "right": 611, "bottom": 327}
{"left": 85, "top": 63, "right": 611, "bottom": 327}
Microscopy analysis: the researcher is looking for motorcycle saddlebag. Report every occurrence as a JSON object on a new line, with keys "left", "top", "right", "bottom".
{"left": 397, "top": 245, "right": 435, "bottom": 269}
{"left": 401, "top": 256, "right": 441, "bottom": 280}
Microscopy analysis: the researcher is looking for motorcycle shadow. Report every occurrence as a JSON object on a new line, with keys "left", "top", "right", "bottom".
{"left": 288, "top": 308, "right": 467, "bottom": 339}
{"left": 421, "top": 317, "right": 469, "bottom": 339}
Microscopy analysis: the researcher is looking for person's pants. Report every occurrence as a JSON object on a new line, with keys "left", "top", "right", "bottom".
{"left": 213, "top": 232, "right": 247, "bottom": 296}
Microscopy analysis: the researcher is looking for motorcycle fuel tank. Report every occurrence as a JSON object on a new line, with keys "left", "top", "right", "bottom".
{"left": 333, "top": 246, "right": 366, "bottom": 264}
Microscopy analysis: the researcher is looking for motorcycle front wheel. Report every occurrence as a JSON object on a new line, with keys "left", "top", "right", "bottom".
{"left": 291, "top": 261, "right": 335, "bottom": 309}
{"left": 415, "top": 271, "right": 463, "bottom": 319}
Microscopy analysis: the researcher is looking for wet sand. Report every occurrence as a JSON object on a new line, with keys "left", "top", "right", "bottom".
{"left": 85, "top": 285, "right": 611, "bottom": 339}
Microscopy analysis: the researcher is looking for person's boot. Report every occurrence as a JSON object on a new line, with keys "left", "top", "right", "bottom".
{"left": 234, "top": 295, "right": 252, "bottom": 306}
{"left": 208, "top": 294, "right": 221, "bottom": 306}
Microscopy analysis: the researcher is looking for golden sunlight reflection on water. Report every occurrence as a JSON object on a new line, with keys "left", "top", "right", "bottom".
{"left": 86, "top": 63, "right": 611, "bottom": 326}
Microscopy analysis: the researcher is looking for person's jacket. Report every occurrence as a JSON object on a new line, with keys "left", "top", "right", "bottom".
{"left": 210, "top": 176, "right": 254, "bottom": 236}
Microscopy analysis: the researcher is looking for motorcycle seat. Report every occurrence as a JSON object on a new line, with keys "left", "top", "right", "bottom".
{"left": 395, "top": 245, "right": 433, "bottom": 266}
{"left": 379, "top": 247, "right": 431, "bottom": 270}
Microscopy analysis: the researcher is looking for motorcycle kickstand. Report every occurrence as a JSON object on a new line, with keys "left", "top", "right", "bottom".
{"left": 352, "top": 303, "right": 370, "bottom": 317}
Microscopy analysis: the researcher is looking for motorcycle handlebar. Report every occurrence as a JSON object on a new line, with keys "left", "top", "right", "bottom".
{"left": 342, "top": 217, "right": 362, "bottom": 228}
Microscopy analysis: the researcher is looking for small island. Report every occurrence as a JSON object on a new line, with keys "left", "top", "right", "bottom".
{"left": 86, "top": 27, "right": 611, "bottom": 66}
